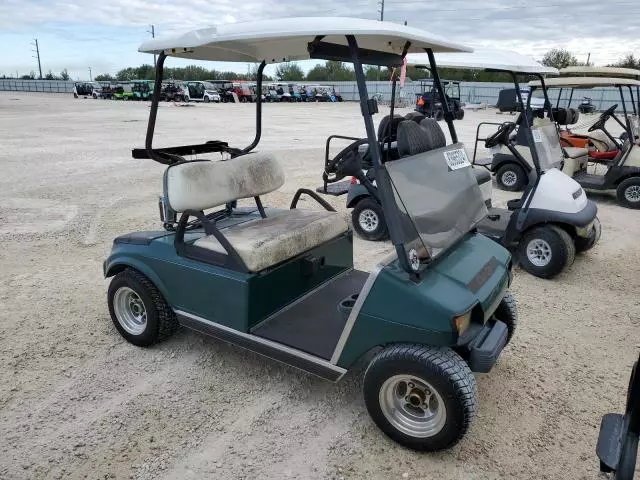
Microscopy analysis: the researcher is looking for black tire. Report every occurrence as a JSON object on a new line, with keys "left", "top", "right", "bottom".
{"left": 404, "top": 111, "right": 426, "bottom": 123}
{"left": 204, "top": 96, "right": 210, "bottom": 103}
{"left": 616, "top": 177, "right": 640, "bottom": 209}
{"left": 434, "top": 109, "right": 444, "bottom": 121}
{"left": 517, "top": 225, "right": 576, "bottom": 279}
{"left": 107, "top": 268, "right": 178, "bottom": 347}
{"left": 240, "top": 96, "right": 248, "bottom": 103}
{"left": 363, "top": 345, "right": 477, "bottom": 451}
{"left": 351, "top": 197, "right": 389, "bottom": 241}
{"left": 575, "top": 216, "right": 601, "bottom": 253}
{"left": 493, "top": 291, "right": 517, "bottom": 344}
{"left": 456, "top": 109, "right": 465, "bottom": 120}
{"left": 495, "top": 163, "right": 527, "bottom": 191}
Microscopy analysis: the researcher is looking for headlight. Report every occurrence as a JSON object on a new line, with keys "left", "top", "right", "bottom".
{"left": 452, "top": 311, "right": 472, "bottom": 335}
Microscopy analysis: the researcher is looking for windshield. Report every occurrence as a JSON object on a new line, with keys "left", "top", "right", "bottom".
{"left": 385, "top": 143, "right": 488, "bottom": 261}
{"left": 531, "top": 123, "right": 563, "bottom": 170}
{"left": 202, "top": 82, "right": 217, "bottom": 90}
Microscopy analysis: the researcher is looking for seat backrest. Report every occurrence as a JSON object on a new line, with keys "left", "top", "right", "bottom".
{"left": 397, "top": 120, "right": 435, "bottom": 157}
{"left": 419, "top": 118, "right": 446, "bottom": 150}
{"left": 165, "top": 152, "right": 285, "bottom": 213}
{"left": 377, "top": 114, "right": 404, "bottom": 142}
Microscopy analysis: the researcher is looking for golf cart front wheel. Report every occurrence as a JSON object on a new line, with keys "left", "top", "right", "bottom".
{"left": 617, "top": 177, "right": 640, "bottom": 209}
{"left": 493, "top": 291, "right": 517, "bottom": 344}
{"left": 575, "top": 216, "right": 602, "bottom": 253}
{"left": 351, "top": 198, "right": 389, "bottom": 241}
{"left": 496, "top": 163, "right": 526, "bottom": 191}
{"left": 107, "top": 268, "right": 178, "bottom": 346}
{"left": 363, "top": 345, "right": 477, "bottom": 451}
{"left": 517, "top": 225, "right": 576, "bottom": 279}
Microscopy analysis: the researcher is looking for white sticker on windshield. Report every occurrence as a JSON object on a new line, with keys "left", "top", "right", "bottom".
{"left": 532, "top": 129, "right": 543, "bottom": 143}
{"left": 444, "top": 148, "right": 471, "bottom": 170}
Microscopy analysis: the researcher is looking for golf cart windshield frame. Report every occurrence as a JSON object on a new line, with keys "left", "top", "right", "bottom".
{"left": 139, "top": 37, "right": 462, "bottom": 276}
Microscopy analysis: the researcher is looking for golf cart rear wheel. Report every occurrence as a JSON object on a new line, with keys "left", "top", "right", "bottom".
{"left": 616, "top": 177, "right": 640, "bottom": 209}
{"left": 575, "top": 216, "right": 601, "bottom": 253}
{"left": 107, "top": 268, "right": 178, "bottom": 346}
{"left": 493, "top": 291, "right": 517, "bottom": 344}
{"left": 517, "top": 225, "right": 576, "bottom": 279}
{"left": 352, "top": 198, "right": 389, "bottom": 241}
{"left": 496, "top": 163, "right": 526, "bottom": 191}
{"left": 455, "top": 109, "right": 465, "bottom": 120}
{"left": 363, "top": 345, "right": 477, "bottom": 451}
{"left": 204, "top": 96, "right": 210, "bottom": 103}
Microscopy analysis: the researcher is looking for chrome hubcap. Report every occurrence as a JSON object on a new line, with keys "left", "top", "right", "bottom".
{"left": 359, "top": 209, "right": 379, "bottom": 233}
{"left": 501, "top": 170, "right": 517, "bottom": 187}
{"left": 379, "top": 375, "right": 446, "bottom": 438}
{"left": 624, "top": 185, "right": 640, "bottom": 203}
{"left": 113, "top": 287, "right": 147, "bottom": 335}
{"left": 526, "top": 238, "right": 552, "bottom": 267}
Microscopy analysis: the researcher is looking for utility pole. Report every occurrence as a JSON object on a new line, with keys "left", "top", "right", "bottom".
{"left": 31, "top": 38, "right": 43, "bottom": 79}
{"left": 88, "top": 67, "right": 92, "bottom": 81}
{"left": 586, "top": 52, "right": 591, "bottom": 66}
{"left": 147, "top": 25, "right": 156, "bottom": 66}
{"left": 377, "top": 0, "right": 385, "bottom": 81}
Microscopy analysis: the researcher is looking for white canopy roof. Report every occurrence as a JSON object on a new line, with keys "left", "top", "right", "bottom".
{"left": 530, "top": 77, "right": 640, "bottom": 89}
{"left": 560, "top": 66, "right": 640, "bottom": 79}
{"left": 138, "top": 17, "right": 472, "bottom": 63}
{"left": 407, "top": 48, "right": 558, "bottom": 74}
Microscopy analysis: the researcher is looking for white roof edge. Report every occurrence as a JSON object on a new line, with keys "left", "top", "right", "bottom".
{"left": 138, "top": 17, "right": 472, "bottom": 63}
{"left": 530, "top": 76, "right": 640, "bottom": 88}
{"left": 560, "top": 66, "right": 640, "bottom": 79}
{"left": 407, "top": 48, "right": 558, "bottom": 74}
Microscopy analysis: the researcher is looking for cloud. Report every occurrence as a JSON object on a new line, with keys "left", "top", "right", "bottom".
{"left": 1, "top": 0, "right": 639, "bottom": 78}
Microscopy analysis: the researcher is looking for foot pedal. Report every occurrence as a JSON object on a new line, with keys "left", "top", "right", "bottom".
{"left": 487, "top": 214, "right": 500, "bottom": 221}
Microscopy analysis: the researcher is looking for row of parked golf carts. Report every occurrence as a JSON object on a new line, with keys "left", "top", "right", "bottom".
{"left": 101, "top": 18, "right": 637, "bottom": 474}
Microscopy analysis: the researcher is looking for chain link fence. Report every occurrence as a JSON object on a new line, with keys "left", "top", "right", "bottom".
{"left": 0, "top": 79, "right": 630, "bottom": 111}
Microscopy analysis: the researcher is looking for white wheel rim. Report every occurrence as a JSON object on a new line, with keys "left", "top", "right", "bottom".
{"left": 113, "top": 287, "right": 147, "bottom": 335}
{"left": 526, "top": 238, "right": 552, "bottom": 267}
{"left": 501, "top": 170, "right": 518, "bottom": 187}
{"left": 358, "top": 209, "right": 379, "bottom": 233}
{"left": 379, "top": 375, "right": 447, "bottom": 438}
{"left": 624, "top": 185, "right": 640, "bottom": 203}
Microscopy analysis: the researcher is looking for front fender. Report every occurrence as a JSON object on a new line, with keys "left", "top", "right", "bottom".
{"left": 103, "top": 253, "right": 170, "bottom": 302}
{"left": 346, "top": 184, "right": 371, "bottom": 208}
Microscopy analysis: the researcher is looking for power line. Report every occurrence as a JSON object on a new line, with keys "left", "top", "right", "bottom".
{"left": 31, "top": 38, "right": 42, "bottom": 79}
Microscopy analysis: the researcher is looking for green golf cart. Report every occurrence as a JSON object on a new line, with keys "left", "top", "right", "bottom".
{"left": 131, "top": 80, "right": 154, "bottom": 101}
{"left": 104, "top": 17, "right": 517, "bottom": 451}
{"left": 112, "top": 82, "right": 134, "bottom": 100}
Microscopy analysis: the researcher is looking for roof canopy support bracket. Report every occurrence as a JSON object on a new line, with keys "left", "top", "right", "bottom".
{"left": 307, "top": 41, "right": 403, "bottom": 67}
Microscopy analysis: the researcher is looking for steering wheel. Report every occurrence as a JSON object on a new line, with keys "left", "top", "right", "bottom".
{"left": 589, "top": 104, "right": 617, "bottom": 132}
{"left": 485, "top": 122, "right": 517, "bottom": 148}
{"left": 323, "top": 138, "right": 369, "bottom": 184}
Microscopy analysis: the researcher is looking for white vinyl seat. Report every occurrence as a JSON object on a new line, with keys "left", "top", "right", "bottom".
{"left": 564, "top": 146, "right": 588, "bottom": 158}
{"left": 194, "top": 209, "right": 348, "bottom": 272}
{"left": 165, "top": 152, "right": 349, "bottom": 272}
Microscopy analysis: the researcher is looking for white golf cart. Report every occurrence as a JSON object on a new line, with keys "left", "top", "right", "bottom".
{"left": 407, "top": 49, "right": 600, "bottom": 278}
{"left": 183, "top": 81, "right": 221, "bottom": 103}
{"left": 528, "top": 74, "right": 640, "bottom": 208}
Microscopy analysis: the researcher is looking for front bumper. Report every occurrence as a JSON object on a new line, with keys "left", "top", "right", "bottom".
{"left": 467, "top": 320, "right": 508, "bottom": 373}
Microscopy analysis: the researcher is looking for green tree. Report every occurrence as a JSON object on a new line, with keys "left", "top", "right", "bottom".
{"left": 95, "top": 73, "right": 115, "bottom": 81}
{"left": 60, "top": 69, "right": 70, "bottom": 81}
{"left": 325, "top": 61, "right": 355, "bottom": 81}
{"left": 610, "top": 54, "right": 640, "bottom": 69}
{"left": 542, "top": 49, "right": 579, "bottom": 69}
{"left": 21, "top": 71, "right": 36, "bottom": 80}
{"left": 275, "top": 62, "right": 305, "bottom": 81}
{"left": 44, "top": 70, "right": 56, "bottom": 80}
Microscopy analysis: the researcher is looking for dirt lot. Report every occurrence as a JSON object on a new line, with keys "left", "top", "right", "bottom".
{"left": 1, "top": 93, "right": 638, "bottom": 480}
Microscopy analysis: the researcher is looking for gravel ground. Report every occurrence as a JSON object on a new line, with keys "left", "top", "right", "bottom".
{"left": 1, "top": 93, "right": 638, "bottom": 480}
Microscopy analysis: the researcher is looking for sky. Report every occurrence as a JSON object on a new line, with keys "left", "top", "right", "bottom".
{"left": 1, "top": 0, "right": 639, "bottom": 80}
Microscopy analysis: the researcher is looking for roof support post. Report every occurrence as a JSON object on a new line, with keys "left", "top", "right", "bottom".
{"left": 241, "top": 61, "right": 266, "bottom": 154}
{"left": 426, "top": 48, "right": 458, "bottom": 143}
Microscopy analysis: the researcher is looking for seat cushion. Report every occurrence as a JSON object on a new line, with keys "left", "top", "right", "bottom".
{"left": 193, "top": 209, "right": 349, "bottom": 272}
{"left": 564, "top": 146, "right": 588, "bottom": 159}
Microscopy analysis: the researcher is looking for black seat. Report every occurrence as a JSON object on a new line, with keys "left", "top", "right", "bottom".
{"left": 507, "top": 198, "right": 523, "bottom": 211}
{"left": 397, "top": 119, "right": 448, "bottom": 157}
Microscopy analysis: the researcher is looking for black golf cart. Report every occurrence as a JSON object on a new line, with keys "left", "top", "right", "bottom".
{"left": 597, "top": 351, "right": 639, "bottom": 480}
{"left": 415, "top": 78, "right": 464, "bottom": 120}
{"left": 104, "top": 18, "right": 518, "bottom": 451}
